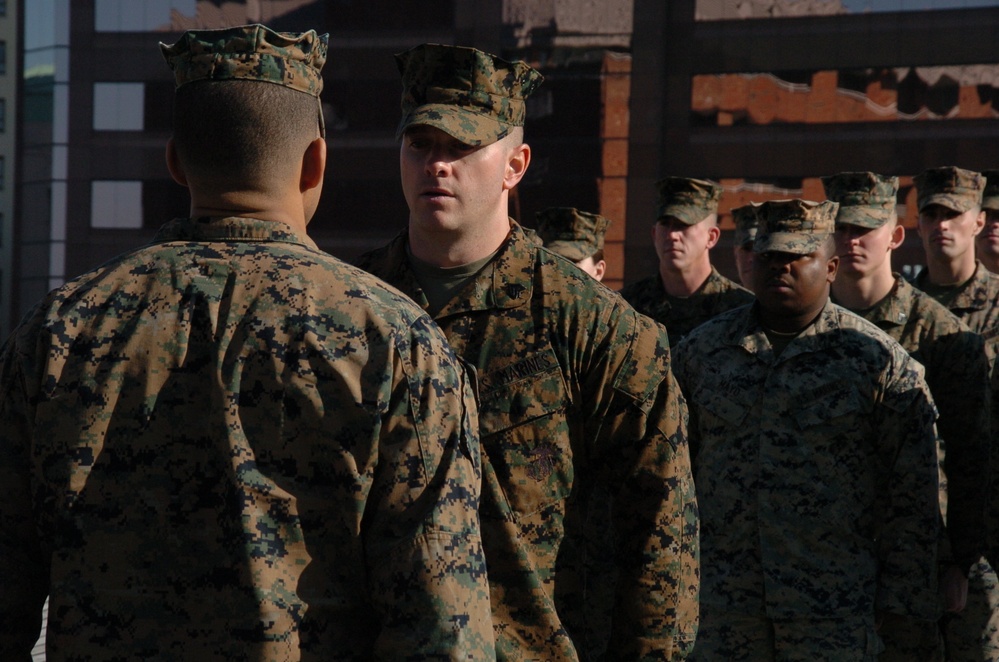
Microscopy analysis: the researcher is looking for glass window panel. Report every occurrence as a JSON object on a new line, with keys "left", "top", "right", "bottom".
{"left": 94, "top": 82, "right": 145, "bottom": 131}
{"left": 95, "top": 0, "right": 195, "bottom": 32}
{"left": 91, "top": 181, "right": 143, "bottom": 229}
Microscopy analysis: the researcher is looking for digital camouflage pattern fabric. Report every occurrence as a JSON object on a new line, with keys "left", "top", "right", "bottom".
{"left": 754, "top": 198, "right": 838, "bottom": 255}
{"left": 655, "top": 177, "right": 723, "bottom": 226}
{"left": 909, "top": 261, "right": 999, "bottom": 661}
{"left": 673, "top": 302, "right": 940, "bottom": 658}
{"left": 912, "top": 262, "right": 999, "bottom": 366}
{"left": 835, "top": 278, "right": 993, "bottom": 661}
{"left": 731, "top": 203, "right": 761, "bottom": 248}
{"left": 619, "top": 267, "right": 753, "bottom": 348}
{"left": 828, "top": 172, "right": 987, "bottom": 660}
{"left": 941, "top": 557, "right": 999, "bottom": 662}
{"left": 980, "top": 363, "right": 999, "bottom": 660}
{"left": 822, "top": 171, "right": 899, "bottom": 229}
{"left": 915, "top": 166, "right": 985, "bottom": 213}
{"left": 693, "top": 609, "right": 887, "bottom": 660}
{"left": 356, "top": 222, "right": 699, "bottom": 662}
{"left": 833, "top": 276, "right": 987, "bottom": 572}
{"left": 991, "top": 363, "right": 999, "bottom": 571}
{"left": 161, "top": 24, "right": 327, "bottom": 98}
{"left": 534, "top": 207, "right": 610, "bottom": 262}
{"left": 395, "top": 43, "right": 543, "bottom": 146}
{"left": 0, "top": 217, "right": 494, "bottom": 660}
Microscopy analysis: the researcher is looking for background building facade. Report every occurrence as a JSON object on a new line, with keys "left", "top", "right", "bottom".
{"left": 626, "top": 0, "right": 999, "bottom": 282}
{"left": 3, "top": 0, "right": 634, "bottom": 339}
{"left": 3, "top": 0, "right": 999, "bottom": 339}
{"left": 0, "top": 0, "right": 15, "bottom": 337}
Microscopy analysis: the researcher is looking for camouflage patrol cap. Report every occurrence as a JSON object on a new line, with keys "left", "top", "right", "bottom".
{"left": 160, "top": 24, "right": 327, "bottom": 97}
{"left": 655, "top": 177, "right": 723, "bottom": 226}
{"left": 395, "top": 43, "right": 543, "bottom": 147}
{"left": 821, "top": 171, "right": 899, "bottom": 229}
{"left": 914, "top": 166, "right": 984, "bottom": 213}
{"left": 982, "top": 170, "right": 999, "bottom": 212}
{"left": 731, "top": 203, "right": 762, "bottom": 248}
{"left": 754, "top": 199, "right": 838, "bottom": 255}
{"left": 535, "top": 207, "right": 611, "bottom": 262}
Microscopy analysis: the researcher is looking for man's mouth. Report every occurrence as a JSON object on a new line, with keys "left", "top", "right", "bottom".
{"left": 421, "top": 186, "right": 454, "bottom": 199}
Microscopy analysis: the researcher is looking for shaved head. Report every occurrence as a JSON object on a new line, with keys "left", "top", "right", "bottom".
{"left": 172, "top": 81, "right": 321, "bottom": 192}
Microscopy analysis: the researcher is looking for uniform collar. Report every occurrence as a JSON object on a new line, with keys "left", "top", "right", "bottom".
{"left": 728, "top": 300, "right": 843, "bottom": 364}
{"left": 837, "top": 274, "right": 912, "bottom": 328}
{"left": 949, "top": 261, "right": 994, "bottom": 312}
{"left": 661, "top": 265, "right": 724, "bottom": 301}
{"left": 153, "top": 216, "right": 319, "bottom": 249}
{"left": 915, "top": 260, "right": 993, "bottom": 312}
{"left": 435, "top": 220, "right": 535, "bottom": 318}
{"left": 369, "top": 220, "right": 536, "bottom": 318}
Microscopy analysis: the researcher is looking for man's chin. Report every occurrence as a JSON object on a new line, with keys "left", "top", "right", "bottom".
{"left": 925, "top": 246, "right": 959, "bottom": 261}
{"left": 839, "top": 257, "right": 872, "bottom": 274}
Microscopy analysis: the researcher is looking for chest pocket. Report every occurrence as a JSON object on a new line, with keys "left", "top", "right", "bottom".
{"left": 794, "top": 383, "right": 865, "bottom": 430}
{"left": 477, "top": 348, "right": 572, "bottom": 517}
{"left": 696, "top": 388, "right": 752, "bottom": 428}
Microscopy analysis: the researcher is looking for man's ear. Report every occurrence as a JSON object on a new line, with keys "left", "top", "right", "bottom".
{"left": 301, "top": 137, "right": 327, "bottom": 192}
{"left": 889, "top": 223, "right": 906, "bottom": 251}
{"left": 593, "top": 259, "right": 607, "bottom": 281}
{"left": 165, "top": 138, "right": 188, "bottom": 187}
{"left": 827, "top": 254, "right": 840, "bottom": 283}
{"left": 502, "top": 142, "right": 530, "bottom": 191}
{"left": 973, "top": 209, "right": 987, "bottom": 237}
{"left": 705, "top": 223, "right": 721, "bottom": 249}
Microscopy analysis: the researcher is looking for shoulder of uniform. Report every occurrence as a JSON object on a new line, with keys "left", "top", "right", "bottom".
{"left": 681, "top": 303, "right": 748, "bottom": 346}
{"left": 354, "top": 233, "right": 406, "bottom": 269}
{"left": 618, "top": 274, "right": 660, "bottom": 296}
{"left": 831, "top": 303, "right": 904, "bottom": 348}
{"left": 906, "top": 288, "right": 965, "bottom": 330}
{"left": 982, "top": 267, "right": 999, "bottom": 292}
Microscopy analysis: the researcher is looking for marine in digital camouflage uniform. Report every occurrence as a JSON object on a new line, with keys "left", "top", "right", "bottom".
{"left": 355, "top": 43, "right": 698, "bottom": 661}
{"left": 911, "top": 166, "right": 999, "bottom": 662}
{"left": 732, "top": 201, "right": 762, "bottom": 291}
{"left": 826, "top": 171, "right": 991, "bottom": 661}
{"left": 0, "top": 25, "right": 494, "bottom": 661}
{"left": 912, "top": 166, "right": 999, "bottom": 365}
{"left": 986, "top": 169, "right": 999, "bottom": 638}
{"left": 535, "top": 207, "right": 611, "bottom": 281}
{"left": 974, "top": 170, "right": 999, "bottom": 274}
{"left": 675, "top": 198, "right": 941, "bottom": 661}
{"left": 620, "top": 177, "right": 753, "bottom": 347}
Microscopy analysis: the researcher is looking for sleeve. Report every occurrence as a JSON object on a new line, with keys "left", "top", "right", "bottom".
{"left": 0, "top": 333, "right": 50, "bottom": 660}
{"left": 875, "top": 355, "right": 941, "bottom": 621}
{"left": 925, "top": 329, "right": 989, "bottom": 572}
{"left": 590, "top": 311, "right": 699, "bottom": 661}
{"left": 671, "top": 336, "right": 701, "bottom": 462}
{"left": 364, "top": 315, "right": 495, "bottom": 660}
